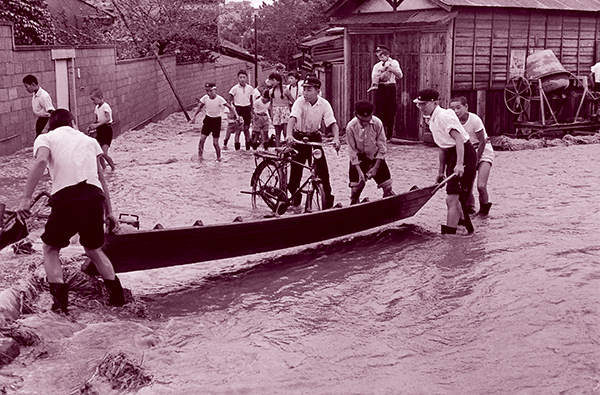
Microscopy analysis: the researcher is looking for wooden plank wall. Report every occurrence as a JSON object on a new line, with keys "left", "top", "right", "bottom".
{"left": 454, "top": 9, "right": 599, "bottom": 91}
{"left": 350, "top": 32, "right": 424, "bottom": 140}
{"left": 453, "top": 9, "right": 600, "bottom": 136}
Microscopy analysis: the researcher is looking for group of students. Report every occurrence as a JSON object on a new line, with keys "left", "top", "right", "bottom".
{"left": 13, "top": 63, "right": 494, "bottom": 315}
{"left": 188, "top": 69, "right": 306, "bottom": 161}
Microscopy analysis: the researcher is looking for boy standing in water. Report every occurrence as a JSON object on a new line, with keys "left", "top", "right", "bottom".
{"left": 449, "top": 96, "right": 494, "bottom": 215}
{"left": 86, "top": 89, "right": 116, "bottom": 170}
{"left": 414, "top": 89, "right": 477, "bottom": 234}
{"left": 228, "top": 70, "right": 254, "bottom": 150}
{"left": 22, "top": 74, "right": 55, "bottom": 137}
{"left": 346, "top": 100, "right": 394, "bottom": 204}
{"left": 190, "top": 83, "right": 238, "bottom": 162}
{"left": 16, "top": 109, "right": 125, "bottom": 314}
{"left": 252, "top": 90, "right": 271, "bottom": 150}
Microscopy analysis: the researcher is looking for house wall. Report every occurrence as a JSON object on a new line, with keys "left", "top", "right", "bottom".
{"left": 452, "top": 8, "right": 600, "bottom": 136}
{"left": 0, "top": 22, "right": 255, "bottom": 156}
{"left": 348, "top": 24, "right": 451, "bottom": 141}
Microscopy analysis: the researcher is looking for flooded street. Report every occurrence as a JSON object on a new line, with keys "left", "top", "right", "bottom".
{"left": 0, "top": 113, "right": 599, "bottom": 394}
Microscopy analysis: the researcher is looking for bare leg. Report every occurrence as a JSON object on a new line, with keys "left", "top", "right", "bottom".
{"left": 43, "top": 244, "right": 64, "bottom": 283}
{"left": 243, "top": 124, "right": 251, "bottom": 150}
{"left": 477, "top": 162, "right": 492, "bottom": 206}
{"left": 102, "top": 145, "right": 116, "bottom": 170}
{"left": 198, "top": 135, "right": 207, "bottom": 161}
{"left": 274, "top": 125, "right": 285, "bottom": 147}
{"left": 84, "top": 247, "right": 116, "bottom": 280}
{"left": 446, "top": 194, "right": 461, "bottom": 228}
{"left": 213, "top": 137, "right": 221, "bottom": 160}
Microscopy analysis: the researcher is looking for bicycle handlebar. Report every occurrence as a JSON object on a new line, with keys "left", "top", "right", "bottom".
{"left": 288, "top": 138, "right": 324, "bottom": 148}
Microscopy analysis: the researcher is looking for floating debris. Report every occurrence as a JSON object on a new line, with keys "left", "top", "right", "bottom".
{"left": 493, "top": 133, "right": 600, "bottom": 151}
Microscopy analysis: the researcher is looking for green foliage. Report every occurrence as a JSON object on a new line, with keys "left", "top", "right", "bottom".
{"left": 0, "top": 0, "right": 56, "bottom": 45}
{"left": 218, "top": 1, "right": 255, "bottom": 48}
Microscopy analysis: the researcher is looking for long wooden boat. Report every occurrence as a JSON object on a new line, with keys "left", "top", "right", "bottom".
{"left": 104, "top": 180, "right": 448, "bottom": 273}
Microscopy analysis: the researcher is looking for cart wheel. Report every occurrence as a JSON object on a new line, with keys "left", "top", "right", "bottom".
{"left": 504, "top": 76, "right": 531, "bottom": 115}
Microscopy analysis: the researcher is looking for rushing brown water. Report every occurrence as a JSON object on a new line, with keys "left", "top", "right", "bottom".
{"left": 0, "top": 113, "right": 599, "bottom": 394}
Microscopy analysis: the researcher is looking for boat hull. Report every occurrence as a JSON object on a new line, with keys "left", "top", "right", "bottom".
{"left": 104, "top": 184, "right": 439, "bottom": 273}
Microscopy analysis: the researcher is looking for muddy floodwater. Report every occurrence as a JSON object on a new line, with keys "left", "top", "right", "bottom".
{"left": 0, "top": 113, "right": 599, "bottom": 394}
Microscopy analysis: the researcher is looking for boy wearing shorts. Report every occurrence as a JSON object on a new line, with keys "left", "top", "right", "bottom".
{"left": 252, "top": 90, "right": 271, "bottom": 150}
{"left": 16, "top": 109, "right": 125, "bottom": 314}
{"left": 190, "top": 82, "right": 239, "bottom": 161}
{"left": 87, "top": 88, "right": 116, "bottom": 170}
{"left": 414, "top": 89, "right": 477, "bottom": 234}
{"left": 346, "top": 100, "right": 394, "bottom": 204}
{"left": 450, "top": 96, "right": 494, "bottom": 215}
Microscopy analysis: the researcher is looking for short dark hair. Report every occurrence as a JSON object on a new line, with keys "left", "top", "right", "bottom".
{"left": 288, "top": 71, "right": 301, "bottom": 80}
{"left": 48, "top": 109, "right": 75, "bottom": 130}
{"left": 22, "top": 75, "right": 38, "bottom": 85}
{"left": 238, "top": 69, "right": 248, "bottom": 77}
{"left": 90, "top": 88, "right": 103, "bottom": 99}
{"left": 450, "top": 95, "right": 468, "bottom": 106}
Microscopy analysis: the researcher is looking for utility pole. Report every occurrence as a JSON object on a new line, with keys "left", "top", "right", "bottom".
{"left": 254, "top": 14, "right": 258, "bottom": 88}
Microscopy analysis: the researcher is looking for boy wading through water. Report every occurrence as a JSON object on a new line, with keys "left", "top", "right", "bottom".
{"left": 16, "top": 109, "right": 125, "bottom": 314}
{"left": 414, "top": 89, "right": 477, "bottom": 235}
{"left": 189, "top": 82, "right": 239, "bottom": 162}
{"left": 345, "top": 100, "right": 394, "bottom": 204}
{"left": 86, "top": 88, "right": 116, "bottom": 171}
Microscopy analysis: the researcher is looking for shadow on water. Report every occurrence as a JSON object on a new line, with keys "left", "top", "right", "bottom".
{"left": 143, "top": 223, "right": 437, "bottom": 317}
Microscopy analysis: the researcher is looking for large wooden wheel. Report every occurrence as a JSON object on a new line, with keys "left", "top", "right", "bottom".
{"left": 504, "top": 76, "right": 532, "bottom": 115}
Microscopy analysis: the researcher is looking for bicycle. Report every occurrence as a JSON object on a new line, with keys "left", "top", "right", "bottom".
{"left": 244, "top": 139, "right": 327, "bottom": 215}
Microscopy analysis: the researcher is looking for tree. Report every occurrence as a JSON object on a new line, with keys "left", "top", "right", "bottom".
{"left": 218, "top": 1, "right": 255, "bottom": 49}
{"left": 255, "top": 0, "right": 334, "bottom": 65}
{"left": 0, "top": 0, "right": 56, "bottom": 45}
{"left": 111, "top": 0, "right": 220, "bottom": 62}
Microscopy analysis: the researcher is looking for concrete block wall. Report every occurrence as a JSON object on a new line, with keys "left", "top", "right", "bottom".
{"left": 0, "top": 21, "right": 257, "bottom": 156}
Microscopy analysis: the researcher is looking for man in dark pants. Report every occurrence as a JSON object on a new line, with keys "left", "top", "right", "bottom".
{"left": 286, "top": 76, "right": 341, "bottom": 210}
{"left": 370, "top": 45, "right": 403, "bottom": 141}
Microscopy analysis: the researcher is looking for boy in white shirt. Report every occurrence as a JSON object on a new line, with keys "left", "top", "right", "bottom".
{"left": 190, "top": 83, "right": 239, "bottom": 161}
{"left": 86, "top": 89, "right": 116, "bottom": 170}
{"left": 22, "top": 74, "right": 55, "bottom": 137}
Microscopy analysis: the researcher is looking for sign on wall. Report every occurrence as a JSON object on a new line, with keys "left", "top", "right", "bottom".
{"left": 509, "top": 49, "right": 526, "bottom": 78}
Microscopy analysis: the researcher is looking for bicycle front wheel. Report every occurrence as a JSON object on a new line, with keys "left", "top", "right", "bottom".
{"left": 305, "top": 181, "right": 326, "bottom": 213}
{"left": 251, "top": 160, "right": 286, "bottom": 210}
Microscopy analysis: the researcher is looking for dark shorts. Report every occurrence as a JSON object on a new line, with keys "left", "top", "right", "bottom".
{"left": 443, "top": 142, "right": 477, "bottom": 198}
{"left": 36, "top": 117, "right": 50, "bottom": 137}
{"left": 41, "top": 182, "right": 106, "bottom": 249}
{"left": 95, "top": 124, "right": 113, "bottom": 147}
{"left": 201, "top": 116, "right": 222, "bottom": 138}
{"left": 236, "top": 106, "right": 252, "bottom": 125}
{"left": 349, "top": 154, "right": 391, "bottom": 186}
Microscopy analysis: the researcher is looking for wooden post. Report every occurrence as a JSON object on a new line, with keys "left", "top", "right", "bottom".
{"left": 154, "top": 52, "right": 191, "bottom": 121}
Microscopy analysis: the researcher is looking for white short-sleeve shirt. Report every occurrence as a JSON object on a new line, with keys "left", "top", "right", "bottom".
{"left": 428, "top": 106, "right": 470, "bottom": 149}
{"left": 289, "top": 96, "right": 336, "bottom": 133}
{"left": 228, "top": 84, "right": 254, "bottom": 107}
{"left": 200, "top": 94, "right": 228, "bottom": 118}
{"left": 32, "top": 87, "right": 55, "bottom": 117}
{"left": 94, "top": 102, "right": 113, "bottom": 124}
{"left": 33, "top": 126, "right": 103, "bottom": 195}
{"left": 461, "top": 113, "right": 487, "bottom": 145}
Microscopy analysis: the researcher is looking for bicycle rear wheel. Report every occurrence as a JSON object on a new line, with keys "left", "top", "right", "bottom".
{"left": 305, "top": 181, "right": 326, "bottom": 213}
{"left": 251, "top": 160, "right": 287, "bottom": 211}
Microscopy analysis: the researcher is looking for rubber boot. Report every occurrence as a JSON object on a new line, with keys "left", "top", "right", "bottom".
{"left": 245, "top": 142, "right": 251, "bottom": 150}
{"left": 234, "top": 142, "right": 241, "bottom": 151}
{"left": 441, "top": 225, "right": 457, "bottom": 235}
{"left": 49, "top": 283, "right": 69, "bottom": 314}
{"left": 479, "top": 202, "right": 492, "bottom": 215}
{"left": 104, "top": 276, "right": 125, "bottom": 306}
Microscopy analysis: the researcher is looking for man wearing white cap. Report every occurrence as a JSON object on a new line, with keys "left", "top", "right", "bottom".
{"left": 414, "top": 89, "right": 477, "bottom": 235}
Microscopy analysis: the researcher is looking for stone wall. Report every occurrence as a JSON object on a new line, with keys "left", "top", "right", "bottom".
{"left": 0, "top": 21, "right": 256, "bottom": 156}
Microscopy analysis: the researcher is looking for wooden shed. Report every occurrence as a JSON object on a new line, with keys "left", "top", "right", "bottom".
{"left": 327, "top": 0, "right": 600, "bottom": 140}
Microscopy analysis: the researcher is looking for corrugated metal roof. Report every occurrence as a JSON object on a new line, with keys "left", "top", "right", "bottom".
{"left": 434, "top": 0, "right": 600, "bottom": 11}
{"left": 301, "top": 35, "right": 341, "bottom": 48}
{"left": 332, "top": 9, "right": 458, "bottom": 26}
